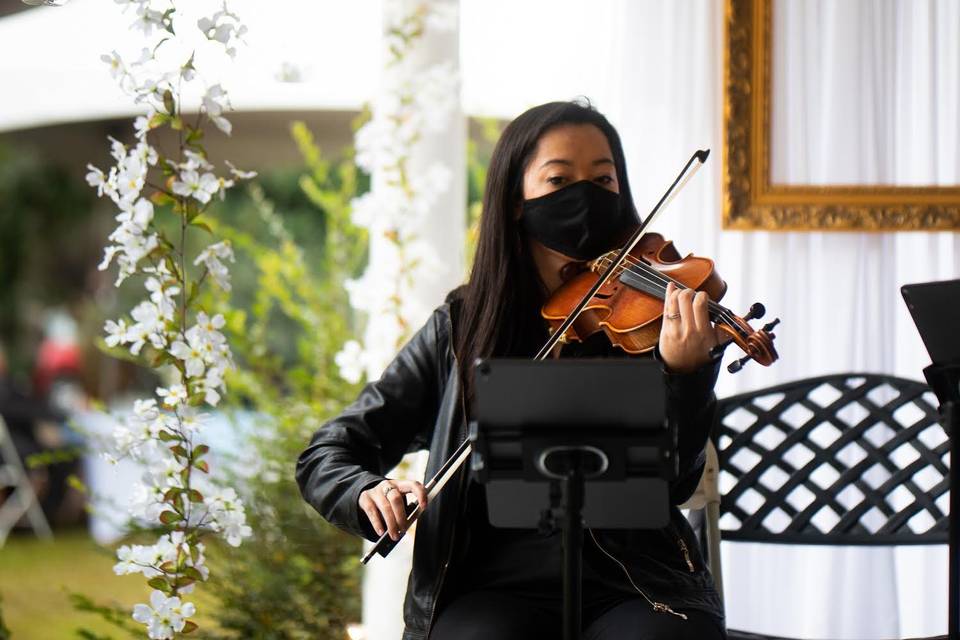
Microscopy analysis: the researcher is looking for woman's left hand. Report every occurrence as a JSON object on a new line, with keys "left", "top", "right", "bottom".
{"left": 658, "top": 282, "right": 719, "bottom": 374}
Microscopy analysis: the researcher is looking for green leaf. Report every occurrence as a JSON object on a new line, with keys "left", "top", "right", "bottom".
{"left": 159, "top": 510, "right": 182, "bottom": 524}
{"left": 182, "top": 621, "right": 198, "bottom": 634}
{"left": 195, "top": 460, "right": 209, "bottom": 474}
{"left": 150, "top": 191, "right": 175, "bottom": 206}
{"left": 190, "top": 218, "right": 213, "bottom": 234}
{"left": 192, "top": 444, "right": 210, "bottom": 459}
{"left": 162, "top": 89, "right": 175, "bottom": 115}
{"left": 182, "top": 566, "right": 204, "bottom": 581}
{"left": 149, "top": 112, "right": 170, "bottom": 129}
{"left": 172, "top": 576, "right": 195, "bottom": 589}
{"left": 169, "top": 445, "right": 189, "bottom": 459}
{"left": 157, "top": 430, "right": 179, "bottom": 442}
{"left": 147, "top": 577, "right": 170, "bottom": 592}
{"left": 187, "top": 281, "right": 200, "bottom": 306}
{"left": 185, "top": 126, "right": 204, "bottom": 147}
{"left": 66, "top": 474, "right": 88, "bottom": 494}
{"left": 187, "top": 489, "right": 204, "bottom": 503}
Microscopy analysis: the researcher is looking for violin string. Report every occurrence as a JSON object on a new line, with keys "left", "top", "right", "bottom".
{"left": 595, "top": 252, "right": 736, "bottom": 324}
{"left": 600, "top": 256, "right": 732, "bottom": 322}
{"left": 593, "top": 254, "right": 749, "bottom": 340}
{"left": 606, "top": 255, "right": 747, "bottom": 339}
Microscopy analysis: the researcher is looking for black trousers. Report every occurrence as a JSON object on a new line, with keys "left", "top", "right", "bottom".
{"left": 429, "top": 589, "right": 726, "bottom": 640}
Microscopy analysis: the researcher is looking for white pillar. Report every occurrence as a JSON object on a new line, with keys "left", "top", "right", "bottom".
{"left": 360, "top": 2, "right": 464, "bottom": 639}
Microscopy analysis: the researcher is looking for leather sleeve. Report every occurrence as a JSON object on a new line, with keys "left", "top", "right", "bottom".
{"left": 655, "top": 349, "right": 722, "bottom": 505}
{"left": 295, "top": 307, "right": 447, "bottom": 541}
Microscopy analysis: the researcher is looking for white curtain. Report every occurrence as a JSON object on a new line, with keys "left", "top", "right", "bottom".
{"left": 609, "top": 1, "right": 957, "bottom": 637}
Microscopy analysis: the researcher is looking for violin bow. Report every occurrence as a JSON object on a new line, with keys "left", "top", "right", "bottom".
{"left": 361, "top": 149, "right": 710, "bottom": 564}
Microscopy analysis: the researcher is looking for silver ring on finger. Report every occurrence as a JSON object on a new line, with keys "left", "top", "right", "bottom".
{"left": 382, "top": 484, "right": 397, "bottom": 497}
{"left": 666, "top": 313, "right": 681, "bottom": 320}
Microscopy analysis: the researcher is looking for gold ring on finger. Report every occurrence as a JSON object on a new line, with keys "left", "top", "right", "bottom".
{"left": 666, "top": 313, "right": 681, "bottom": 320}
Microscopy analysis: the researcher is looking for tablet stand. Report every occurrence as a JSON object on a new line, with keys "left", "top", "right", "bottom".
{"left": 923, "top": 362, "right": 960, "bottom": 640}
{"left": 469, "top": 359, "right": 675, "bottom": 640}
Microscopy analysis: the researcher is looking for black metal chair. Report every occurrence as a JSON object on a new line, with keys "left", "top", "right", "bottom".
{"left": 705, "top": 373, "right": 950, "bottom": 640}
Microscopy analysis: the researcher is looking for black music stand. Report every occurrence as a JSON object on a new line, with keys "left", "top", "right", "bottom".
{"left": 902, "top": 279, "right": 960, "bottom": 640}
{"left": 469, "top": 359, "right": 675, "bottom": 640}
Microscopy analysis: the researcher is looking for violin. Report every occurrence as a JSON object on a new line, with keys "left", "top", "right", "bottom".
{"left": 541, "top": 232, "right": 779, "bottom": 373}
{"left": 361, "top": 148, "right": 781, "bottom": 564}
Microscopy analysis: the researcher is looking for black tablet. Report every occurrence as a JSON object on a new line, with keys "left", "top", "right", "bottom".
{"left": 901, "top": 278, "right": 960, "bottom": 366}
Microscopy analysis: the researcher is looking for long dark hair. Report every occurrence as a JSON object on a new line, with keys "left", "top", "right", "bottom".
{"left": 455, "top": 99, "right": 639, "bottom": 405}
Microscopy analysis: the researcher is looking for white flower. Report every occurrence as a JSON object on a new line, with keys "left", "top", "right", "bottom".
{"left": 172, "top": 170, "right": 219, "bottom": 204}
{"left": 222, "top": 514, "right": 252, "bottom": 547}
{"left": 225, "top": 160, "right": 256, "bottom": 180}
{"left": 156, "top": 384, "right": 188, "bottom": 408}
{"left": 144, "top": 272, "right": 179, "bottom": 320}
{"left": 116, "top": 153, "right": 146, "bottom": 203}
{"left": 204, "top": 487, "right": 252, "bottom": 546}
{"left": 178, "top": 409, "right": 205, "bottom": 433}
{"left": 335, "top": 340, "right": 366, "bottom": 384}
{"left": 128, "top": 481, "right": 166, "bottom": 521}
{"left": 98, "top": 246, "right": 120, "bottom": 271}
{"left": 134, "top": 141, "right": 158, "bottom": 166}
{"left": 201, "top": 84, "right": 232, "bottom": 135}
{"left": 104, "top": 319, "right": 129, "bottom": 348}
{"left": 133, "top": 397, "right": 159, "bottom": 422}
{"left": 132, "top": 590, "right": 195, "bottom": 639}
{"left": 116, "top": 197, "right": 154, "bottom": 232}
{"left": 128, "top": 300, "right": 166, "bottom": 353}
{"left": 193, "top": 242, "right": 234, "bottom": 291}
{"left": 170, "top": 334, "right": 206, "bottom": 379}
{"left": 197, "top": 368, "right": 223, "bottom": 406}
{"left": 86, "top": 165, "right": 107, "bottom": 195}
{"left": 109, "top": 136, "right": 127, "bottom": 163}
{"left": 194, "top": 311, "right": 225, "bottom": 337}
{"left": 100, "top": 50, "right": 125, "bottom": 80}
{"left": 182, "top": 150, "right": 213, "bottom": 172}
{"left": 130, "top": 4, "right": 164, "bottom": 37}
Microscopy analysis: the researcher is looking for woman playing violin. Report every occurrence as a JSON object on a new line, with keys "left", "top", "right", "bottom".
{"left": 296, "top": 99, "right": 726, "bottom": 639}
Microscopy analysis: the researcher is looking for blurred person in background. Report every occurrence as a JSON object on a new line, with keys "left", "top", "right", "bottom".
{"left": 0, "top": 317, "right": 86, "bottom": 528}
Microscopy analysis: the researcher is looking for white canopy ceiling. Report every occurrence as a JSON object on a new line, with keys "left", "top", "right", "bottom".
{"left": 0, "top": 0, "right": 624, "bottom": 132}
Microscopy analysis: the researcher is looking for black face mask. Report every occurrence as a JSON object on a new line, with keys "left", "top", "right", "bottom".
{"left": 520, "top": 180, "right": 636, "bottom": 260}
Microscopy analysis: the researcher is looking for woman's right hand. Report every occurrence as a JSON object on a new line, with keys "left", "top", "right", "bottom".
{"left": 359, "top": 479, "right": 428, "bottom": 541}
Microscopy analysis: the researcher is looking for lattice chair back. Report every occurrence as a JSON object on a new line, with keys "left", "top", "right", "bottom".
{"left": 715, "top": 373, "right": 949, "bottom": 546}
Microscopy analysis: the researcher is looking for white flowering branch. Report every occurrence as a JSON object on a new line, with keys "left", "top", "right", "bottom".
{"left": 87, "top": 1, "right": 255, "bottom": 638}
{"left": 336, "top": 0, "right": 460, "bottom": 382}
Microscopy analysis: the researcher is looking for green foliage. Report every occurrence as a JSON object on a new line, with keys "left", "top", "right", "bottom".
{"left": 0, "top": 593, "right": 10, "bottom": 640}
{"left": 69, "top": 593, "right": 142, "bottom": 639}
{"left": 199, "top": 122, "right": 368, "bottom": 639}
{"left": 465, "top": 117, "right": 503, "bottom": 266}
{"left": 193, "top": 116, "right": 500, "bottom": 638}
{"left": 0, "top": 142, "right": 94, "bottom": 375}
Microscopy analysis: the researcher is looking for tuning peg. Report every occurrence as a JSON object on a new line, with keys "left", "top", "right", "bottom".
{"left": 709, "top": 343, "right": 729, "bottom": 360}
{"left": 762, "top": 318, "right": 780, "bottom": 333}
{"left": 744, "top": 303, "right": 766, "bottom": 321}
{"left": 727, "top": 354, "right": 752, "bottom": 374}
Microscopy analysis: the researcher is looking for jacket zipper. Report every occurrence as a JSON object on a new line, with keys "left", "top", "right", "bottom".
{"left": 676, "top": 533, "right": 695, "bottom": 573}
{"left": 587, "top": 528, "right": 688, "bottom": 621}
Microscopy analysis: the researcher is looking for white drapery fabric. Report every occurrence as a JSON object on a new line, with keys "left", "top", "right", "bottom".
{"left": 607, "top": 1, "right": 957, "bottom": 637}
{"left": 363, "top": 0, "right": 956, "bottom": 637}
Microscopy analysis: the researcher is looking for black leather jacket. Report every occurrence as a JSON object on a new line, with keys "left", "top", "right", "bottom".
{"left": 296, "top": 299, "right": 724, "bottom": 639}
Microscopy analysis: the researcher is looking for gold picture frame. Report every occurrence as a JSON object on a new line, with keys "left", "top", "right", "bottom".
{"left": 722, "top": 0, "right": 960, "bottom": 231}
